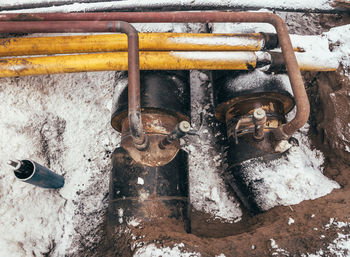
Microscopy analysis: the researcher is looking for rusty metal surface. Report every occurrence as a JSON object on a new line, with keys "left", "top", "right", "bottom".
{"left": 216, "top": 92, "right": 294, "bottom": 124}
{"left": 116, "top": 21, "right": 148, "bottom": 151}
{"left": 225, "top": 97, "right": 288, "bottom": 141}
{"left": 111, "top": 71, "right": 191, "bottom": 133}
{"left": 159, "top": 121, "right": 191, "bottom": 149}
{"left": 121, "top": 112, "right": 181, "bottom": 167}
{"left": 0, "top": 11, "right": 309, "bottom": 139}
{"left": 223, "top": 97, "right": 288, "bottom": 214}
{"left": 108, "top": 147, "right": 189, "bottom": 231}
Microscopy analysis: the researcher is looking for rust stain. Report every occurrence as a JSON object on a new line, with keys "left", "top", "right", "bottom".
{"left": 9, "top": 14, "right": 44, "bottom": 21}
{"left": 0, "top": 38, "right": 12, "bottom": 47}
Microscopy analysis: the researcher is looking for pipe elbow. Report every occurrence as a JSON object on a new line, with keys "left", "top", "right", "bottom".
{"left": 263, "top": 12, "right": 285, "bottom": 28}
{"left": 115, "top": 21, "right": 138, "bottom": 36}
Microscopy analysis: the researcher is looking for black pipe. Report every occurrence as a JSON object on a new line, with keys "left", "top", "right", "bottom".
{"left": 212, "top": 70, "right": 295, "bottom": 214}
{"left": 107, "top": 148, "right": 190, "bottom": 231}
{"left": 8, "top": 159, "right": 64, "bottom": 189}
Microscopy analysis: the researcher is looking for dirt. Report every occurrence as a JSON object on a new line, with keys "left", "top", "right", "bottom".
{"left": 126, "top": 187, "right": 350, "bottom": 256}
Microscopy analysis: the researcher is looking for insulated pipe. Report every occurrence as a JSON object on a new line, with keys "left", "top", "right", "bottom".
{"left": 0, "top": 33, "right": 276, "bottom": 56}
{"left": 0, "top": 12, "right": 309, "bottom": 139}
{"left": 0, "top": 51, "right": 337, "bottom": 77}
{"left": 0, "top": 51, "right": 258, "bottom": 76}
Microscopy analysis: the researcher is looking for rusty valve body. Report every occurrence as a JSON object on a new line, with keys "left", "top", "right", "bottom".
{"left": 111, "top": 71, "right": 191, "bottom": 167}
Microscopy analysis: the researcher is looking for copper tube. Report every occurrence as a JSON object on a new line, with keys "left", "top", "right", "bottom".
{"left": 115, "top": 22, "right": 148, "bottom": 151}
{"left": 0, "top": 12, "right": 309, "bottom": 139}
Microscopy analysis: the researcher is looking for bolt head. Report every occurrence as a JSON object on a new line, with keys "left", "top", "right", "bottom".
{"left": 253, "top": 108, "right": 266, "bottom": 120}
{"left": 179, "top": 121, "right": 191, "bottom": 133}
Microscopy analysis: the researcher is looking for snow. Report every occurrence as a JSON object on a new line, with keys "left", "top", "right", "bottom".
{"left": 183, "top": 71, "right": 243, "bottom": 222}
{"left": 270, "top": 238, "right": 290, "bottom": 256}
{"left": 290, "top": 34, "right": 329, "bottom": 53}
{"left": 324, "top": 24, "right": 350, "bottom": 73}
{"left": 288, "top": 217, "right": 295, "bottom": 225}
{"left": 306, "top": 220, "right": 350, "bottom": 257}
{"left": 238, "top": 124, "right": 340, "bottom": 211}
{"left": 170, "top": 35, "right": 264, "bottom": 48}
{"left": 211, "top": 21, "right": 340, "bottom": 72}
{"left": 0, "top": 72, "right": 117, "bottom": 256}
{"left": 1, "top": 0, "right": 74, "bottom": 7}
{"left": 210, "top": 20, "right": 276, "bottom": 34}
{"left": 137, "top": 177, "right": 144, "bottom": 185}
{"left": 171, "top": 51, "right": 256, "bottom": 62}
{"left": 221, "top": 69, "right": 293, "bottom": 94}
{"left": 0, "top": 0, "right": 336, "bottom": 13}
{"left": 134, "top": 243, "right": 201, "bottom": 257}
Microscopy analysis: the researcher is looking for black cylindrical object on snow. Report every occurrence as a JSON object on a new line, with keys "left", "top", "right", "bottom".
{"left": 11, "top": 159, "right": 64, "bottom": 189}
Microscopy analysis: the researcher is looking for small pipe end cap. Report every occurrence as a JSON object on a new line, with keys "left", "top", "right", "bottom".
{"left": 179, "top": 121, "right": 191, "bottom": 133}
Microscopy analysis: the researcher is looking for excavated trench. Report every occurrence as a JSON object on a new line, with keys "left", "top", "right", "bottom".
{"left": 95, "top": 70, "right": 350, "bottom": 257}
{"left": 1, "top": 10, "right": 348, "bottom": 257}
{"left": 98, "top": 13, "right": 350, "bottom": 256}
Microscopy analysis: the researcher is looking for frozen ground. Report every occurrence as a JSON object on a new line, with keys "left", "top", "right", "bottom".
{"left": 1, "top": 3, "right": 350, "bottom": 257}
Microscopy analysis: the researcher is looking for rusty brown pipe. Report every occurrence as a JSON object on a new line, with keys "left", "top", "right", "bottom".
{"left": 0, "top": 12, "right": 309, "bottom": 139}
{"left": 116, "top": 22, "right": 148, "bottom": 151}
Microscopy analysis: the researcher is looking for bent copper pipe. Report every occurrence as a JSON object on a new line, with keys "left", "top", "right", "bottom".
{"left": 116, "top": 22, "right": 148, "bottom": 151}
{"left": 0, "top": 12, "right": 309, "bottom": 139}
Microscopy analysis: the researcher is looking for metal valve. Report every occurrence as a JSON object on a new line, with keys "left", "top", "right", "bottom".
{"left": 253, "top": 108, "right": 267, "bottom": 141}
{"left": 159, "top": 121, "right": 191, "bottom": 149}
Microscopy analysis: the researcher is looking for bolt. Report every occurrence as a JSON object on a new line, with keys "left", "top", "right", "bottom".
{"left": 179, "top": 121, "right": 191, "bottom": 133}
{"left": 253, "top": 108, "right": 266, "bottom": 121}
{"left": 7, "top": 160, "right": 20, "bottom": 169}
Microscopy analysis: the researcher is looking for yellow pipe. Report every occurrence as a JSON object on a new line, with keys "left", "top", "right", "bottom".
{"left": 0, "top": 33, "right": 267, "bottom": 57}
{"left": 0, "top": 51, "right": 337, "bottom": 78}
{"left": 294, "top": 52, "right": 338, "bottom": 72}
{"left": 0, "top": 51, "right": 257, "bottom": 77}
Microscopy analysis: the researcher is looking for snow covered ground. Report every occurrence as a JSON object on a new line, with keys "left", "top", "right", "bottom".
{"left": 0, "top": 0, "right": 340, "bottom": 13}
{"left": 1, "top": 3, "right": 350, "bottom": 257}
